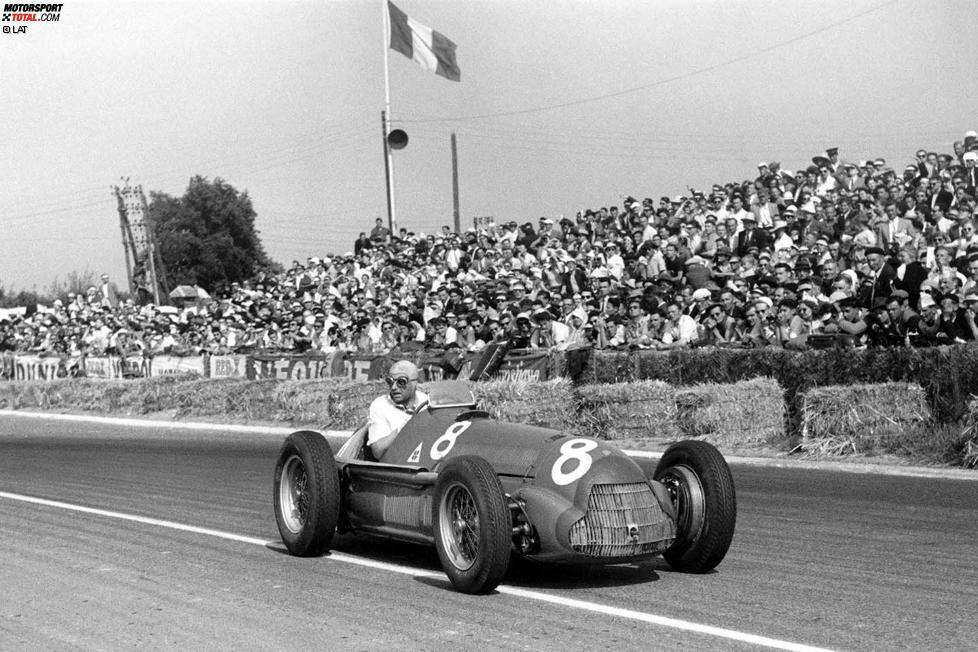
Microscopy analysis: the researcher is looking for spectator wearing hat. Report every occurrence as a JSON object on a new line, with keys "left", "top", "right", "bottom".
{"left": 683, "top": 255, "right": 712, "bottom": 290}
{"left": 559, "top": 256, "right": 589, "bottom": 296}
{"left": 919, "top": 293, "right": 973, "bottom": 343}
{"left": 604, "top": 242, "right": 625, "bottom": 280}
{"left": 770, "top": 220, "right": 793, "bottom": 252}
{"left": 892, "top": 245, "right": 927, "bottom": 310}
{"left": 530, "top": 307, "right": 567, "bottom": 349}
{"left": 859, "top": 246, "right": 896, "bottom": 308}
{"left": 815, "top": 165, "right": 839, "bottom": 198}
{"left": 962, "top": 151, "right": 978, "bottom": 189}
{"left": 963, "top": 292, "right": 978, "bottom": 340}
{"left": 735, "top": 215, "right": 768, "bottom": 257}
{"left": 559, "top": 307, "right": 592, "bottom": 350}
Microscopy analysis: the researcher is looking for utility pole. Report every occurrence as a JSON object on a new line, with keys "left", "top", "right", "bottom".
{"left": 381, "top": 110, "right": 396, "bottom": 233}
{"left": 451, "top": 131, "right": 460, "bottom": 233}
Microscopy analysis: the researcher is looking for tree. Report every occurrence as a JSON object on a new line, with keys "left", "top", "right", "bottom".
{"left": 149, "top": 176, "right": 278, "bottom": 290}
{"left": 47, "top": 268, "right": 99, "bottom": 300}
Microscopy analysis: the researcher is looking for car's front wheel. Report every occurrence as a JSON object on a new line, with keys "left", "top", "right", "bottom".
{"left": 432, "top": 456, "right": 511, "bottom": 594}
{"left": 653, "top": 440, "right": 736, "bottom": 573}
{"left": 273, "top": 430, "right": 340, "bottom": 556}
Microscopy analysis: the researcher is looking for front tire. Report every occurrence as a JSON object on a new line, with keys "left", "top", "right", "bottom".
{"left": 274, "top": 430, "right": 340, "bottom": 557}
{"left": 653, "top": 440, "right": 736, "bottom": 573}
{"left": 432, "top": 456, "right": 511, "bottom": 594}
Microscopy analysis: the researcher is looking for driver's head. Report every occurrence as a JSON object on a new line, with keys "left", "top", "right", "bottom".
{"left": 386, "top": 360, "right": 420, "bottom": 406}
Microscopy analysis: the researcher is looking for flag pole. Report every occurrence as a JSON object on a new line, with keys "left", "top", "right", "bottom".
{"left": 381, "top": 0, "right": 397, "bottom": 234}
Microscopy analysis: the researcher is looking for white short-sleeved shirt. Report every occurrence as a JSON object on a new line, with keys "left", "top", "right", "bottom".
{"left": 366, "top": 391, "right": 429, "bottom": 447}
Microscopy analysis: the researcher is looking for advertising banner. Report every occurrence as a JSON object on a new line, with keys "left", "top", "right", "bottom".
{"left": 246, "top": 354, "right": 333, "bottom": 380}
{"left": 149, "top": 355, "right": 206, "bottom": 377}
{"left": 208, "top": 354, "right": 248, "bottom": 379}
{"left": 1, "top": 354, "right": 14, "bottom": 380}
{"left": 341, "top": 353, "right": 389, "bottom": 383}
{"left": 11, "top": 355, "right": 63, "bottom": 381}
{"left": 119, "top": 356, "right": 150, "bottom": 379}
{"left": 83, "top": 356, "right": 120, "bottom": 379}
{"left": 493, "top": 349, "right": 550, "bottom": 382}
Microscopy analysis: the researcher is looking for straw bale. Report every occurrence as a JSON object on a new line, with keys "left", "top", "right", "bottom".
{"left": 328, "top": 380, "right": 388, "bottom": 428}
{"left": 471, "top": 378, "right": 579, "bottom": 433}
{"left": 155, "top": 378, "right": 280, "bottom": 420}
{"left": 959, "top": 397, "right": 978, "bottom": 469}
{"left": 674, "top": 377, "right": 785, "bottom": 445}
{"left": 0, "top": 379, "right": 133, "bottom": 412}
{"left": 798, "top": 382, "right": 929, "bottom": 455}
{"left": 589, "top": 350, "right": 635, "bottom": 384}
{"left": 271, "top": 378, "right": 354, "bottom": 425}
{"left": 575, "top": 380, "right": 678, "bottom": 440}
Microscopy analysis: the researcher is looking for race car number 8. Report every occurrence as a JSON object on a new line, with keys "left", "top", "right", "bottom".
{"left": 551, "top": 439, "right": 598, "bottom": 485}
{"left": 430, "top": 420, "right": 471, "bottom": 460}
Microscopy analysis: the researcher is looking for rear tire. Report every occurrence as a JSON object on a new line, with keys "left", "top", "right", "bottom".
{"left": 653, "top": 440, "right": 736, "bottom": 573}
{"left": 433, "top": 456, "right": 511, "bottom": 594}
{"left": 274, "top": 431, "right": 340, "bottom": 557}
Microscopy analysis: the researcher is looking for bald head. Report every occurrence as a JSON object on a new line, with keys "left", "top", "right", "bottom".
{"left": 388, "top": 360, "right": 419, "bottom": 379}
{"left": 386, "top": 360, "right": 420, "bottom": 406}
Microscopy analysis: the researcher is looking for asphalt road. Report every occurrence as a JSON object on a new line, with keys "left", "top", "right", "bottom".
{"left": 0, "top": 414, "right": 976, "bottom": 651}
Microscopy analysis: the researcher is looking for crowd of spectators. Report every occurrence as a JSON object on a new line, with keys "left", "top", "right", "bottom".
{"left": 3, "top": 132, "right": 978, "bottom": 359}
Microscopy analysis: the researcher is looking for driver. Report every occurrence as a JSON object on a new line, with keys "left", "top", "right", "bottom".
{"left": 366, "top": 360, "right": 428, "bottom": 460}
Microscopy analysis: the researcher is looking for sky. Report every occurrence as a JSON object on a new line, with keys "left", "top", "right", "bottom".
{"left": 2, "top": 0, "right": 977, "bottom": 294}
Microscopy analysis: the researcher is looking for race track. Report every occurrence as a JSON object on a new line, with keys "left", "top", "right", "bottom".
{"left": 1, "top": 413, "right": 975, "bottom": 651}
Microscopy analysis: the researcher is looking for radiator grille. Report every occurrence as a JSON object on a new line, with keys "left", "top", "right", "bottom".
{"left": 569, "top": 482, "right": 674, "bottom": 558}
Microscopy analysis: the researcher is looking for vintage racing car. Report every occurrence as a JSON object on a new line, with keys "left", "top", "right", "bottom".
{"left": 273, "top": 381, "right": 736, "bottom": 594}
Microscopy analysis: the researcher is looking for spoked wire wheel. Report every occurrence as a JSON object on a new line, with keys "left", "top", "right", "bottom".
{"left": 273, "top": 431, "right": 340, "bottom": 556}
{"left": 432, "top": 456, "right": 511, "bottom": 593}
{"left": 279, "top": 454, "right": 310, "bottom": 534}
{"left": 438, "top": 481, "right": 480, "bottom": 571}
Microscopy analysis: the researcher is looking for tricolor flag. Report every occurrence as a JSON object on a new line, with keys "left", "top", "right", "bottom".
{"left": 388, "top": 1, "right": 461, "bottom": 82}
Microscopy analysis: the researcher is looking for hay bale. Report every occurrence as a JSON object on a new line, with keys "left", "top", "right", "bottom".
{"left": 471, "top": 378, "right": 578, "bottom": 433}
{"left": 675, "top": 377, "right": 785, "bottom": 445}
{"left": 798, "top": 382, "right": 929, "bottom": 456}
{"left": 575, "top": 380, "right": 678, "bottom": 440}
{"left": 958, "top": 397, "right": 978, "bottom": 469}
{"left": 270, "top": 380, "right": 330, "bottom": 424}
{"left": 328, "top": 380, "right": 388, "bottom": 429}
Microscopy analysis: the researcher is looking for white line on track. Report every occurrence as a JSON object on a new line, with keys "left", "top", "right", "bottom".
{"left": 4, "top": 409, "right": 977, "bottom": 480}
{"left": 0, "top": 490, "right": 833, "bottom": 652}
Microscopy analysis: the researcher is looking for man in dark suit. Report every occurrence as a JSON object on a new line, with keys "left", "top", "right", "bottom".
{"left": 735, "top": 215, "right": 768, "bottom": 257}
{"left": 963, "top": 152, "right": 978, "bottom": 190}
{"left": 892, "top": 246, "right": 928, "bottom": 310}
{"left": 559, "top": 256, "right": 590, "bottom": 296}
{"left": 859, "top": 247, "right": 897, "bottom": 308}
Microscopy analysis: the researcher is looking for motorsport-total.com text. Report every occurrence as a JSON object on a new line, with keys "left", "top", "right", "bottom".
{"left": 2, "top": 3, "right": 61, "bottom": 21}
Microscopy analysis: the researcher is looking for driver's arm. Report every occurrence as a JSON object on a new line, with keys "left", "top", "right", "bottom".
{"left": 366, "top": 401, "right": 396, "bottom": 460}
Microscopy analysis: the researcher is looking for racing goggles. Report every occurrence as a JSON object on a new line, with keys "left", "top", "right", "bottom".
{"left": 385, "top": 376, "right": 416, "bottom": 389}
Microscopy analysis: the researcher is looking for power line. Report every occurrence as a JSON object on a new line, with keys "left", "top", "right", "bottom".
{"left": 397, "top": 0, "right": 901, "bottom": 124}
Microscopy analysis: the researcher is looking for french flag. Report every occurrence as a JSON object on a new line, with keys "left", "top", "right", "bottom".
{"left": 388, "top": 1, "right": 461, "bottom": 82}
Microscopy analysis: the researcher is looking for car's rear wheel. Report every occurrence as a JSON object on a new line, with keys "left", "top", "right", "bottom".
{"left": 433, "top": 456, "right": 511, "bottom": 594}
{"left": 274, "top": 430, "right": 340, "bottom": 556}
{"left": 653, "top": 440, "right": 736, "bottom": 573}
